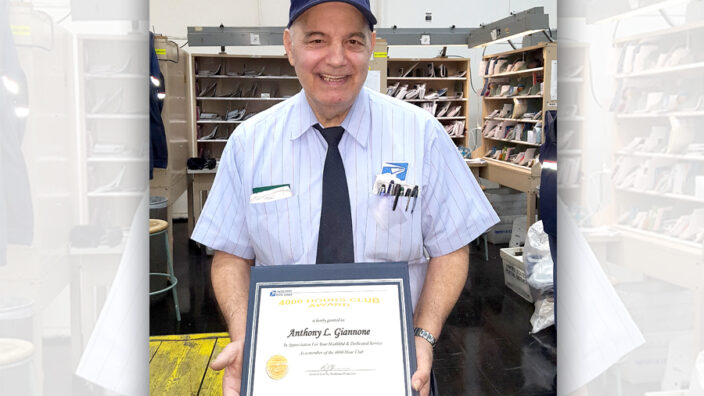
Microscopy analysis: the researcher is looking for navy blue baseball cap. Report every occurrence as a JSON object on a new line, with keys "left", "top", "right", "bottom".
{"left": 288, "top": 0, "right": 377, "bottom": 31}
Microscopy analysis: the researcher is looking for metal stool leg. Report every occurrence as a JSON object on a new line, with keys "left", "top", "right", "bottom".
{"left": 164, "top": 229, "right": 181, "bottom": 321}
{"left": 473, "top": 233, "right": 490, "bottom": 262}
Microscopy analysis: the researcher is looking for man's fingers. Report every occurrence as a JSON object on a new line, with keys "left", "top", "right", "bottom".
{"left": 411, "top": 374, "right": 429, "bottom": 392}
{"left": 214, "top": 341, "right": 245, "bottom": 396}
{"left": 210, "top": 342, "right": 242, "bottom": 371}
{"left": 209, "top": 350, "right": 232, "bottom": 370}
{"left": 411, "top": 337, "right": 433, "bottom": 396}
{"left": 411, "top": 369, "right": 430, "bottom": 393}
{"left": 412, "top": 336, "right": 433, "bottom": 393}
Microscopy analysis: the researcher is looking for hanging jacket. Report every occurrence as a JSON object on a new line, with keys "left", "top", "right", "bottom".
{"left": 0, "top": 0, "right": 34, "bottom": 267}
{"left": 149, "top": 32, "right": 168, "bottom": 179}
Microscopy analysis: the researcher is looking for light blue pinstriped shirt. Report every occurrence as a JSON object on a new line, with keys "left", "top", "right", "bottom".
{"left": 191, "top": 87, "right": 499, "bottom": 308}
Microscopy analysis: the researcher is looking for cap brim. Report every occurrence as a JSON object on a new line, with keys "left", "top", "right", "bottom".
{"left": 288, "top": 0, "right": 377, "bottom": 29}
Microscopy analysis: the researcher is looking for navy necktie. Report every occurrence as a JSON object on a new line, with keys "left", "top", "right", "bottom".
{"left": 314, "top": 124, "right": 354, "bottom": 264}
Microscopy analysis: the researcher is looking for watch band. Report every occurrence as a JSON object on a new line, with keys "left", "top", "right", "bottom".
{"left": 413, "top": 327, "right": 437, "bottom": 348}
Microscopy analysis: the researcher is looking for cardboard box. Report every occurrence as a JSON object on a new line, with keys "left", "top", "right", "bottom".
{"left": 485, "top": 187, "right": 526, "bottom": 216}
{"left": 487, "top": 214, "right": 523, "bottom": 244}
{"left": 499, "top": 247, "right": 534, "bottom": 303}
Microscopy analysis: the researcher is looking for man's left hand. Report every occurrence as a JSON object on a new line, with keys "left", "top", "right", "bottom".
{"left": 411, "top": 336, "right": 434, "bottom": 396}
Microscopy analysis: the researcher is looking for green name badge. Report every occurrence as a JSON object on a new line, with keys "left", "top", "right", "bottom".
{"left": 252, "top": 184, "right": 291, "bottom": 194}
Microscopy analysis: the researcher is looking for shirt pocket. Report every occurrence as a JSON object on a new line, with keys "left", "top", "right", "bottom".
{"left": 246, "top": 195, "right": 304, "bottom": 265}
{"left": 363, "top": 194, "right": 424, "bottom": 262}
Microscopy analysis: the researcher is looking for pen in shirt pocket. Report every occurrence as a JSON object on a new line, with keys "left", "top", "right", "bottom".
{"left": 373, "top": 176, "right": 419, "bottom": 213}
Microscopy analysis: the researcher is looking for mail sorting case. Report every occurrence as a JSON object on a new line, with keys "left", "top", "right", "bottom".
{"left": 472, "top": 42, "right": 557, "bottom": 228}
{"left": 385, "top": 57, "right": 471, "bottom": 149}
{"left": 608, "top": 22, "right": 704, "bottom": 302}
{"left": 188, "top": 54, "right": 303, "bottom": 161}
{"left": 186, "top": 55, "right": 303, "bottom": 233}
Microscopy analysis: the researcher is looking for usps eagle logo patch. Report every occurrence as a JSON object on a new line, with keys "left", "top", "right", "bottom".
{"left": 381, "top": 162, "right": 408, "bottom": 181}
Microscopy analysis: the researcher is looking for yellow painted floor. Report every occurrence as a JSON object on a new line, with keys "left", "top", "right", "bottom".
{"left": 150, "top": 332, "right": 230, "bottom": 396}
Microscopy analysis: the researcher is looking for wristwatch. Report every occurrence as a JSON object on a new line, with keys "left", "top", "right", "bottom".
{"left": 413, "top": 327, "right": 437, "bottom": 348}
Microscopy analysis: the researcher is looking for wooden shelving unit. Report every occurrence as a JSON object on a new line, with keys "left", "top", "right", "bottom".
{"left": 609, "top": 18, "right": 704, "bottom": 268}
{"left": 556, "top": 42, "right": 589, "bottom": 210}
{"left": 187, "top": 54, "right": 301, "bottom": 161}
{"left": 385, "top": 57, "right": 471, "bottom": 148}
{"left": 71, "top": 32, "right": 148, "bottom": 366}
{"left": 472, "top": 42, "right": 557, "bottom": 226}
{"left": 77, "top": 34, "right": 148, "bottom": 230}
{"left": 185, "top": 54, "right": 301, "bottom": 232}
{"left": 602, "top": 18, "right": 704, "bottom": 357}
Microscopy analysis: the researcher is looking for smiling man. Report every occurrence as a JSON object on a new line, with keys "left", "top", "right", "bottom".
{"left": 191, "top": 1, "right": 499, "bottom": 395}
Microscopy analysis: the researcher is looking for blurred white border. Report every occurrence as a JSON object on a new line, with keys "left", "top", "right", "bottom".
{"left": 1, "top": 1, "right": 148, "bottom": 394}
{"left": 559, "top": 1, "right": 704, "bottom": 395}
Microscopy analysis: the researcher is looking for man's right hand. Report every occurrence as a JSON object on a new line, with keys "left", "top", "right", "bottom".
{"left": 210, "top": 340, "right": 245, "bottom": 396}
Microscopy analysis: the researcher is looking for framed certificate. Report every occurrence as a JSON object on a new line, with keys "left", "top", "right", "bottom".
{"left": 241, "top": 262, "right": 418, "bottom": 396}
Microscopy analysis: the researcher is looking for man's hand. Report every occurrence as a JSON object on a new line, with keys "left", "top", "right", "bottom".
{"left": 411, "top": 337, "right": 434, "bottom": 396}
{"left": 210, "top": 340, "right": 245, "bottom": 396}
{"left": 210, "top": 252, "right": 253, "bottom": 395}
{"left": 412, "top": 245, "right": 469, "bottom": 396}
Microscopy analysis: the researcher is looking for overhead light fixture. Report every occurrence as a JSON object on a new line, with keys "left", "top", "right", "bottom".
{"left": 467, "top": 7, "right": 550, "bottom": 48}
{"left": 150, "top": 75, "right": 160, "bottom": 87}
{"left": 157, "top": 92, "right": 166, "bottom": 100}
{"left": 2, "top": 75, "right": 20, "bottom": 95}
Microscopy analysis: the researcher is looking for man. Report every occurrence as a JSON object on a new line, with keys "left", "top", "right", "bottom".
{"left": 191, "top": 1, "right": 499, "bottom": 395}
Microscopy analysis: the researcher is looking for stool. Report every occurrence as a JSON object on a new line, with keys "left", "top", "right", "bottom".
{"left": 0, "top": 338, "right": 36, "bottom": 395}
{"left": 474, "top": 232, "right": 489, "bottom": 262}
{"left": 149, "top": 219, "right": 181, "bottom": 321}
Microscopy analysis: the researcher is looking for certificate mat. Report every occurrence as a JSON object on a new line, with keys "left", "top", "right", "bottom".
{"left": 241, "top": 262, "right": 418, "bottom": 396}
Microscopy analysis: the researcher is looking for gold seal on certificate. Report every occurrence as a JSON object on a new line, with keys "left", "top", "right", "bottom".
{"left": 265, "top": 355, "right": 288, "bottom": 380}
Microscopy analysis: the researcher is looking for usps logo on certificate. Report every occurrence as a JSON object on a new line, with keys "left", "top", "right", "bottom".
{"left": 381, "top": 162, "right": 408, "bottom": 181}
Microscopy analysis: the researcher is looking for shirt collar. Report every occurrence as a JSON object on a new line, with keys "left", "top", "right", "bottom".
{"left": 290, "top": 87, "right": 370, "bottom": 148}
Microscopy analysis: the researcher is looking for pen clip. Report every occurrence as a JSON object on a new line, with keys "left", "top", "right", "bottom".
{"left": 404, "top": 187, "right": 413, "bottom": 211}
{"left": 409, "top": 185, "right": 419, "bottom": 213}
{"left": 392, "top": 185, "right": 404, "bottom": 211}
